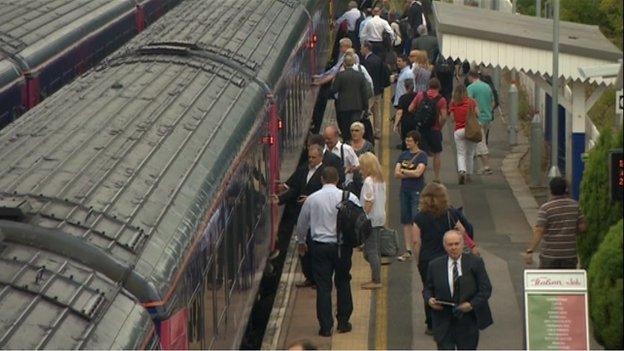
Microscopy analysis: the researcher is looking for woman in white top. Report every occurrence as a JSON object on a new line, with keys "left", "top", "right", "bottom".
{"left": 358, "top": 152, "right": 387, "bottom": 289}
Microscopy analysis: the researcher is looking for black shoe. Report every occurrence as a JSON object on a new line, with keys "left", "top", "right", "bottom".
{"left": 295, "top": 279, "right": 315, "bottom": 288}
{"left": 319, "top": 329, "right": 332, "bottom": 337}
{"left": 337, "top": 322, "right": 352, "bottom": 333}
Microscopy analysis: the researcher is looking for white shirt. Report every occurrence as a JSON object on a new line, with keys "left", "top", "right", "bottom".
{"left": 394, "top": 66, "right": 415, "bottom": 106}
{"left": 359, "top": 176, "right": 386, "bottom": 227}
{"left": 296, "top": 184, "right": 361, "bottom": 244}
{"left": 358, "top": 16, "right": 372, "bottom": 41}
{"left": 324, "top": 141, "right": 359, "bottom": 184}
{"left": 448, "top": 255, "right": 463, "bottom": 297}
{"left": 361, "top": 15, "right": 394, "bottom": 43}
{"left": 337, "top": 8, "right": 362, "bottom": 31}
{"left": 306, "top": 163, "right": 322, "bottom": 183}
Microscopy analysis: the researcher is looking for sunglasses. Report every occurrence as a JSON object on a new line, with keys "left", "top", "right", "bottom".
{"left": 350, "top": 129, "right": 362, "bottom": 132}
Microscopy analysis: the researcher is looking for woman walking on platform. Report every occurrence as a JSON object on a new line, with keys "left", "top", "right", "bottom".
{"left": 358, "top": 152, "right": 386, "bottom": 289}
{"left": 395, "top": 130, "right": 428, "bottom": 262}
{"left": 449, "top": 84, "right": 478, "bottom": 184}
{"left": 413, "top": 182, "right": 478, "bottom": 335}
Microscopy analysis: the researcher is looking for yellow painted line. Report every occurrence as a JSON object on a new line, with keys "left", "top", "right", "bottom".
{"left": 375, "top": 87, "right": 392, "bottom": 351}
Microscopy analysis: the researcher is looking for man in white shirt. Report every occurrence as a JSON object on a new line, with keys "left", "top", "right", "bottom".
{"left": 361, "top": 7, "right": 394, "bottom": 63}
{"left": 323, "top": 125, "right": 359, "bottom": 185}
{"left": 296, "top": 166, "right": 360, "bottom": 336}
{"left": 393, "top": 55, "right": 415, "bottom": 107}
{"left": 336, "top": 1, "right": 362, "bottom": 32}
{"left": 358, "top": 8, "right": 373, "bottom": 47}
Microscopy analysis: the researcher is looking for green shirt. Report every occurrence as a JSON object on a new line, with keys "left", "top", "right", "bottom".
{"left": 467, "top": 80, "right": 494, "bottom": 124}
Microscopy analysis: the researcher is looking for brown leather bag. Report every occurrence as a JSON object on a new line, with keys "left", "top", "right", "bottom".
{"left": 465, "top": 101, "right": 483, "bottom": 143}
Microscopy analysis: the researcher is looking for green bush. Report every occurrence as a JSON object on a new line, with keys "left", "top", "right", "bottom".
{"left": 588, "top": 219, "right": 623, "bottom": 349}
{"left": 578, "top": 128, "right": 623, "bottom": 267}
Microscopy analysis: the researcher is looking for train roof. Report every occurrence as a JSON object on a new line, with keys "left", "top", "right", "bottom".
{"left": 0, "top": 0, "right": 316, "bottom": 310}
{"left": 0, "top": 0, "right": 163, "bottom": 70}
{"left": 0, "top": 230, "right": 155, "bottom": 349}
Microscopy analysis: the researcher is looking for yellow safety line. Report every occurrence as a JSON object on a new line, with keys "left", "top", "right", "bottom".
{"left": 376, "top": 87, "right": 392, "bottom": 350}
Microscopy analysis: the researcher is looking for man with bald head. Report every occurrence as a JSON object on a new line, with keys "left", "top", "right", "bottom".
{"left": 423, "top": 230, "right": 493, "bottom": 349}
{"left": 361, "top": 6, "right": 394, "bottom": 63}
{"left": 322, "top": 125, "right": 359, "bottom": 187}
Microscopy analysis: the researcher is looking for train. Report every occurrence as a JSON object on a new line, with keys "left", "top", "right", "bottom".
{"left": 0, "top": 0, "right": 181, "bottom": 129}
{"left": 0, "top": 0, "right": 333, "bottom": 349}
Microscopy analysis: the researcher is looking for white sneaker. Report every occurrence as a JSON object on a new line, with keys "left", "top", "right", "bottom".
{"left": 397, "top": 251, "right": 412, "bottom": 262}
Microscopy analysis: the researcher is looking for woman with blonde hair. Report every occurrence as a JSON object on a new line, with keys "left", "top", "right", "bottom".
{"left": 413, "top": 182, "right": 478, "bottom": 334}
{"left": 358, "top": 152, "right": 386, "bottom": 289}
{"left": 411, "top": 50, "right": 431, "bottom": 93}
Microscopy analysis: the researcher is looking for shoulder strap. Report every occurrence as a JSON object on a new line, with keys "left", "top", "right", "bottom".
{"left": 342, "top": 190, "right": 350, "bottom": 202}
{"left": 409, "top": 151, "right": 421, "bottom": 164}
{"left": 340, "top": 143, "right": 345, "bottom": 163}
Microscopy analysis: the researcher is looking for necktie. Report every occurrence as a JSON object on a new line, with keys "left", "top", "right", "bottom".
{"left": 452, "top": 260, "right": 459, "bottom": 303}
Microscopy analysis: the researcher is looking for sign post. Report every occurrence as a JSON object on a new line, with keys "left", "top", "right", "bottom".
{"left": 524, "top": 270, "right": 590, "bottom": 350}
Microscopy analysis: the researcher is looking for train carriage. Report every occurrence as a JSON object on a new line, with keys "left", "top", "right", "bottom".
{"left": 0, "top": 0, "right": 182, "bottom": 129}
{"left": 0, "top": 0, "right": 333, "bottom": 348}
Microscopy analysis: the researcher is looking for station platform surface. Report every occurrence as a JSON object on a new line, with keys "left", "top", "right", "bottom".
{"left": 262, "top": 87, "right": 532, "bottom": 350}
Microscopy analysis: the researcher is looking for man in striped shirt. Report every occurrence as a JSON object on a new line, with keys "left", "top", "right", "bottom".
{"left": 523, "top": 177, "right": 587, "bottom": 269}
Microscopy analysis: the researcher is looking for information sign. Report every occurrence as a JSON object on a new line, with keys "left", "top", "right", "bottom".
{"left": 524, "top": 270, "right": 589, "bottom": 350}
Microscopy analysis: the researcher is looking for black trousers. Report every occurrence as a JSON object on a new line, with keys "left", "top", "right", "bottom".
{"left": 417, "top": 260, "right": 433, "bottom": 329}
{"left": 436, "top": 314, "right": 479, "bottom": 350}
{"left": 300, "top": 231, "right": 315, "bottom": 283}
{"left": 310, "top": 241, "right": 353, "bottom": 332}
{"left": 337, "top": 110, "right": 363, "bottom": 142}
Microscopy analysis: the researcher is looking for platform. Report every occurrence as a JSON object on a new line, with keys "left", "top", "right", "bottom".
{"left": 262, "top": 86, "right": 533, "bottom": 350}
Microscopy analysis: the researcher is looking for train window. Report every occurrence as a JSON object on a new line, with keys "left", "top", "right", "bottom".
{"left": 203, "top": 258, "right": 216, "bottom": 346}
{"left": 214, "top": 234, "right": 227, "bottom": 328}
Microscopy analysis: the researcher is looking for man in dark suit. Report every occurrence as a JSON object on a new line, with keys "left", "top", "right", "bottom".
{"left": 308, "top": 134, "right": 345, "bottom": 187}
{"left": 276, "top": 144, "right": 327, "bottom": 288}
{"left": 330, "top": 53, "right": 370, "bottom": 142}
{"left": 423, "top": 230, "right": 493, "bottom": 350}
{"left": 361, "top": 40, "right": 388, "bottom": 139}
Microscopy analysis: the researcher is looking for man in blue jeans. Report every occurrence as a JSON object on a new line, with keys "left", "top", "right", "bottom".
{"left": 394, "top": 130, "right": 428, "bottom": 261}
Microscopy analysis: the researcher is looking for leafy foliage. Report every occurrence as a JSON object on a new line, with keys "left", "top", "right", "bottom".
{"left": 578, "top": 128, "right": 623, "bottom": 267}
{"left": 588, "top": 219, "right": 623, "bottom": 349}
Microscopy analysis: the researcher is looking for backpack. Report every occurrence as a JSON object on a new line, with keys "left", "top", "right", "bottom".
{"left": 415, "top": 94, "right": 441, "bottom": 129}
{"left": 336, "top": 190, "right": 372, "bottom": 247}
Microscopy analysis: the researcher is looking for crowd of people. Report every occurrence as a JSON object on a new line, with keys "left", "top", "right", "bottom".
{"left": 274, "top": 1, "right": 587, "bottom": 350}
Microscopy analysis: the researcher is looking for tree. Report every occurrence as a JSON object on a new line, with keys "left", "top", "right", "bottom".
{"left": 578, "top": 128, "right": 623, "bottom": 267}
{"left": 588, "top": 219, "right": 623, "bottom": 349}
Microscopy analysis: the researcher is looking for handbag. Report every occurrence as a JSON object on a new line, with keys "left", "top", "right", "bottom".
{"left": 447, "top": 208, "right": 477, "bottom": 254}
{"left": 400, "top": 151, "right": 422, "bottom": 170}
{"left": 379, "top": 227, "right": 399, "bottom": 257}
{"left": 464, "top": 101, "right": 483, "bottom": 143}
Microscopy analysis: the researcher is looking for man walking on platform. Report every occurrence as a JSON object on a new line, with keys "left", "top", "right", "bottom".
{"left": 408, "top": 77, "right": 447, "bottom": 183}
{"left": 323, "top": 125, "right": 359, "bottom": 187}
{"left": 361, "top": 41, "right": 388, "bottom": 139}
{"left": 424, "top": 230, "right": 493, "bottom": 350}
{"left": 361, "top": 7, "right": 395, "bottom": 64}
{"left": 466, "top": 69, "right": 494, "bottom": 175}
{"left": 295, "top": 167, "right": 360, "bottom": 337}
{"left": 336, "top": 1, "right": 362, "bottom": 50}
{"left": 523, "top": 177, "right": 587, "bottom": 269}
{"left": 411, "top": 24, "right": 439, "bottom": 64}
{"left": 330, "top": 54, "right": 370, "bottom": 143}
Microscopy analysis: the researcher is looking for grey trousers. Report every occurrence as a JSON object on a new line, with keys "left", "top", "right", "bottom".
{"left": 363, "top": 226, "right": 382, "bottom": 283}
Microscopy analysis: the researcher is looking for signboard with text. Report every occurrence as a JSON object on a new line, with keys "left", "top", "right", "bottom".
{"left": 524, "top": 270, "right": 589, "bottom": 350}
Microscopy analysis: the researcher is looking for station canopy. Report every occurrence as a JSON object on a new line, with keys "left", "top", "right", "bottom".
{"left": 433, "top": 2, "right": 623, "bottom": 86}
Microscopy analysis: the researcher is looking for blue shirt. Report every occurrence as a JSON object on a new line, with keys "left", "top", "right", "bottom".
{"left": 296, "top": 184, "right": 361, "bottom": 244}
{"left": 396, "top": 150, "right": 427, "bottom": 192}
{"left": 394, "top": 66, "right": 415, "bottom": 106}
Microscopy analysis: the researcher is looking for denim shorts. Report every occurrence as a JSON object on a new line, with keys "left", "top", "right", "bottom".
{"left": 400, "top": 189, "right": 420, "bottom": 224}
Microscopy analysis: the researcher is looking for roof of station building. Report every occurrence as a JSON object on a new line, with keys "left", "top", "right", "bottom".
{"left": 433, "top": 2, "right": 623, "bottom": 86}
